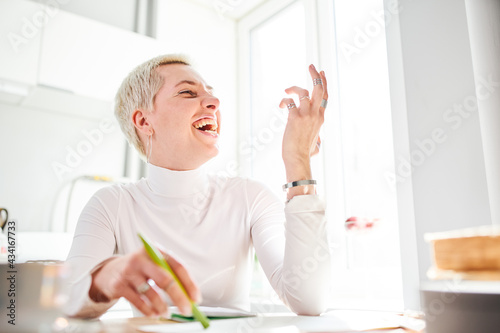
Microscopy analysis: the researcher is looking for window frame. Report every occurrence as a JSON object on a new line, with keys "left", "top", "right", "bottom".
{"left": 237, "top": 0, "right": 320, "bottom": 177}
{"left": 237, "top": 0, "right": 409, "bottom": 311}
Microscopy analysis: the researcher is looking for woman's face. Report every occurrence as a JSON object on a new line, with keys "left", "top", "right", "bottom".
{"left": 146, "top": 64, "right": 221, "bottom": 170}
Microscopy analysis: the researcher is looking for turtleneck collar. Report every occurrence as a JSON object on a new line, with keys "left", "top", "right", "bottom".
{"left": 146, "top": 163, "right": 209, "bottom": 197}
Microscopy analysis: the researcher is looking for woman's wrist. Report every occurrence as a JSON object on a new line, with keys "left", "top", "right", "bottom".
{"left": 284, "top": 156, "right": 311, "bottom": 180}
{"left": 285, "top": 184, "right": 316, "bottom": 201}
{"left": 89, "top": 271, "right": 111, "bottom": 303}
{"left": 284, "top": 158, "right": 316, "bottom": 200}
{"left": 88, "top": 257, "right": 117, "bottom": 303}
{"left": 283, "top": 179, "right": 317, "bottom": 191}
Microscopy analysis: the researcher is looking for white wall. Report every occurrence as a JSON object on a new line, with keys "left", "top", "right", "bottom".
{"left": 464, "top": 0, "right": 500, "bottom": 225}
{"left": 0, "top": 104, "right": 126, "bottom": 231}
{"left": 385, "top": 0, "right": 493, "bottom": 309}
{"left": 156, "top": 0, "right": 238, "bottom": 174}
{"left": 29, "top": 0, "right": 138, "bottom": 32}
{"left": 0, "top": 0, "right": 239, "bottom": 231}
{"left": 0, "top": 0, "right": 161, "bottom": 231}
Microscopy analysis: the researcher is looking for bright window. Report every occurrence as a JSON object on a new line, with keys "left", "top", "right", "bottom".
{"left": 239, "top": 0, "right": 403, "bottom": 310}
{"left": 239, "top": 0, "right": 322, "bottom": 198}
{"left": 329, "top": 0, "right": 403, "bottom": 310}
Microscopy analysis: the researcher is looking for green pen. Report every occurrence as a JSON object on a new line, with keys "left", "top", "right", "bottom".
{"left": 138, "top": 233, "right": 210, "bottom": 329}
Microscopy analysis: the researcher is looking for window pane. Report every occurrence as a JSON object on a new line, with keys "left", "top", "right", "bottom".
{"left": 249, "top": 2, "right": 315, "bottom": 197}
{"left": 330, "top": 0, "right": 403, "bottom": 310}
{"left": 243, "top": 0, "right": 404, "bottom": 310}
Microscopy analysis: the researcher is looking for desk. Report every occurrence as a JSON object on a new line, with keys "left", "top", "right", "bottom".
{"left": 66, "top": 315, "right": 424, "bottom": 333}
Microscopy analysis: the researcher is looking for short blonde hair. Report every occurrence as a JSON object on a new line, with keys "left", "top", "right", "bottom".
{"left": 114, "top": 54, "right": 191, "bottom": 158}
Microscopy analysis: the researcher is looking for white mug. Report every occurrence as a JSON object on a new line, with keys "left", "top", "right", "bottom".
{"left": 0, "top": 263, "right": 68, "bottom": 332}
{"left": 0, "top": 207, "right": 7, "bottom": 230}
{"left": 0, "top": 208, "right": 8, "bottom": 263}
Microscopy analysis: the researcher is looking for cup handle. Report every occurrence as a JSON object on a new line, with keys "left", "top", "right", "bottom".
{"left": 0, "top": 208, "right": 8, "bottom": 231}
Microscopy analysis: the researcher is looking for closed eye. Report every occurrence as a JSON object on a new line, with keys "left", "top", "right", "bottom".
{"left": 178, "top": 90, "right": 197, "bottom": 97}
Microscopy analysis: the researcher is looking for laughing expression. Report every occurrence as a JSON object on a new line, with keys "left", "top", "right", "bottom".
{"left": 144, "top": 64, "right": 222, "bottom": 170}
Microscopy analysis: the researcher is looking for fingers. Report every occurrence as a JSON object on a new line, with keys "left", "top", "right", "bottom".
{"left": 284, "top": 86, "right": 311, "bottom": 109}
{"left": 167, "top": 255, "right": 202, "bottom": 304}
{"left": 311, "top": 135, "right": 321, "bottom": 156}
{"left": 279, "top": 97, "right": 297, "bottom": 110}
{"left": 308, "top": 64, "right": 324, "bottom": 108}
{"left": 163, "top": 278, "right": 192, "bottom": 315}
{"left": 141, "top": 249, "right": 197, "bottom": 316}
{"left": 320, "top": 70, "right": 328, "bottom": 102}
{"left": 284, "top": 86, "right": 310, "bottom": 99}
{"left": 126, "top": 254, "right": 169, "bottom": 316}
{"left": 104, "top": 261, "right": 164, "bottom": 317}
{"left": 134, "top": 280, "right": 168, "bottom": 316}
{"left": 90, "top": 248, "right": 201, "bottom": 318}
{"left": 281, "top": 66, "right": 328, "bottom": 112}
{"left": 122, "top": 283, "right": 158, "bottom": 317}
{"left": 145, "top": 254, "right": 201, "bottom": 316}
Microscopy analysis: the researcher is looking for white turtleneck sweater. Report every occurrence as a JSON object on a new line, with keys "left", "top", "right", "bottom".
{"left": 64, "top": 163, "right": 331, "bottom": 318}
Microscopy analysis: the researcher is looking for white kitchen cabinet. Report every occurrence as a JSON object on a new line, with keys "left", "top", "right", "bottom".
{"left": 39, "top": 9, "right": 164, "bottom": 101}
{"left": 0, "top": 0, "right": 42, "bottom": 87}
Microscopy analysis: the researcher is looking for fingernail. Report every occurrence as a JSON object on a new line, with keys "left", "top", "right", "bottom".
{"left": 311, "top": 64, "right": 316, "bottom": 70}
{"left": 321, "top": 70, "right": 325, "bottom": 75}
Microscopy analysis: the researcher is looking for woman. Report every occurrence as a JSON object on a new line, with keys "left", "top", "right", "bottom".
{"left": 64, "top": 54, "right": 331, "bottom": 318}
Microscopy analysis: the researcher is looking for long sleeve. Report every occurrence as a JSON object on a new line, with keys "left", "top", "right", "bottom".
{"left": 63, "top": 167, "right": 331, "bottom": 318}
{"left": 249, "top": 182, "right": 331, "bottom": 315}
{"left": 63, "top": 187, "right": 120, "bottom": 318}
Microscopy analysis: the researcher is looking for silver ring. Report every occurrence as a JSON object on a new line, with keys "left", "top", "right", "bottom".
{"left": 286, "top": 103, "right": 297, "bottom": 110}
{"left": 299, "top": 96, "right": 310, "bottom": 101}
{"left": 137, "top": 282, "right": 151, "bottom": 294}
{"left": 313, "top": 78, "right": 323, "bottom": 86}
{"left": 320, "top": 99, "right": 328, "bottom": 108}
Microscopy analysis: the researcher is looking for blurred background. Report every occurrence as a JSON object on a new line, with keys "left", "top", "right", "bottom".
{"left": 1, "top": 0, "right": 499, "bottom": 316}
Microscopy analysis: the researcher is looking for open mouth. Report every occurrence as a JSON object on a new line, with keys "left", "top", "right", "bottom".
{"left": 192, "top": 117, "right": 218, "bottom": 136}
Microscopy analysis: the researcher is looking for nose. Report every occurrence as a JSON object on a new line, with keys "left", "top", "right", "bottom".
{"left": 202, "top": 95, "right": 220, "bottom": 111}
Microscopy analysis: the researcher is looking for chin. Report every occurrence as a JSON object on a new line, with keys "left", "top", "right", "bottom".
{"left": 206, "top": 146, "right": 220, "bottom": 160}
{"left": 194, "top": 146, "right": 219, "bottom": 167}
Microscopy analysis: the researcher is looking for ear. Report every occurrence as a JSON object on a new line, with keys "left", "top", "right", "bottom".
{"left": 132, "top": 109, "right": 153, "bottom": 136}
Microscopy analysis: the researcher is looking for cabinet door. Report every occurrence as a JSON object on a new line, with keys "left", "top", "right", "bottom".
{"left": 0, "top": 0, "right": 42, "bottom": 86}
{"left": 39, "top": 9, "right": 164, "bottom": 101}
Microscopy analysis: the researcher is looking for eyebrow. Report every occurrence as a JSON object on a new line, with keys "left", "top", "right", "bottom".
{"left": 175, "top": 80, "right": 214, "bottom": 92}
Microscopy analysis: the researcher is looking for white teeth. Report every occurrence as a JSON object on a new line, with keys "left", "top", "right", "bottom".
{"left": 193, "top": 118, "right": 217, "bottom": 130}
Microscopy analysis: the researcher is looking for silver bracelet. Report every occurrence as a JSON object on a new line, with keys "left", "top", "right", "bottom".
{"left": 282, "top": 179, "right": 317, "bottom": 191}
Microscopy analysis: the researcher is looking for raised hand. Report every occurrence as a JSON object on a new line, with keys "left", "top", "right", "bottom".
{"left": 279, "top": 65, "right": 328, "bottom": 199}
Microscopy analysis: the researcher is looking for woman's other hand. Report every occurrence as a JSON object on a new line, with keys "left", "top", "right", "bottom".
{"left": 279, "top": 65, "right": 328, "bottom": 199}
{"left": 89, "top": 248, "right": 201, "bottom": 317}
